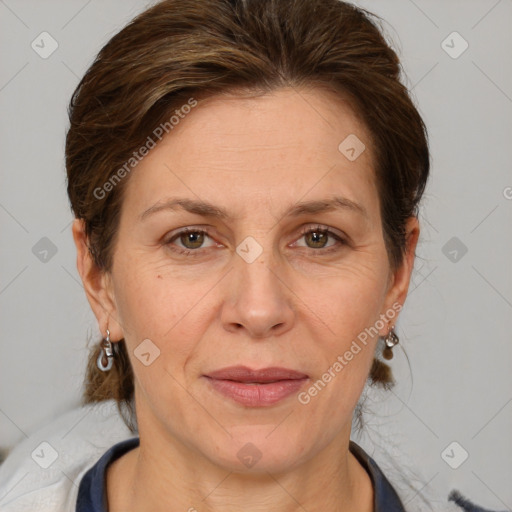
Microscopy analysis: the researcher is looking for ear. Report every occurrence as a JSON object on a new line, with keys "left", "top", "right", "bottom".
{"left": 72, "top": 218, "right": 124, "bottom": 342}
{"left": 378, "top": 216, "right": 420, "bottom": 335}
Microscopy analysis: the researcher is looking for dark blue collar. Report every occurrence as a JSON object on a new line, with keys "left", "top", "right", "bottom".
{"left": 76, "top": 437, "right": 140, "bottom": 512}
{"left": 349, "top": 440, "right": 406, "bottom": 511}
{"left": 76, "top": 437, "right": 405, "bottom": 511}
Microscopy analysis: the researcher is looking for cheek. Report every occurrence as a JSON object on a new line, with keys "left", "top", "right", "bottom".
{"left": 303, "top": 260, "right": 389, "bottom": 344}
{"left": 111, "top": 266, "right": 208, "bottom": 417}
{"left": 297, "top": 269, "right": 387, "bottom": 418}
{"left": 111, "top": 257, "right": 216, "bottom": 362}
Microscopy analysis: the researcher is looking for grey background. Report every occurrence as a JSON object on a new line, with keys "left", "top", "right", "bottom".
{"left": 0, "top": 0, "right": 511, "bottom": 509}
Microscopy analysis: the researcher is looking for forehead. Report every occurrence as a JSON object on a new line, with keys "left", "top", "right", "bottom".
{"left": 121, "top": 86, "right": 379, "bottom": 223}
{"left": 172, "top": 86, "right": 373, "bottom": 166}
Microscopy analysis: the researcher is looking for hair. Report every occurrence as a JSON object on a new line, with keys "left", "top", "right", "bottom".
{"left": 65, "top": 0, "right": 429, "bottom": 433}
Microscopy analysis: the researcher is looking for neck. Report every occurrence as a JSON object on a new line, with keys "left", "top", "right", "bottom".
{"left": 107, "top": 427, "right": 373, "bottom": 512}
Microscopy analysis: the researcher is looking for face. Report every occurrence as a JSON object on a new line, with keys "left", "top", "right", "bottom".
{"left": 75, "top": 86, "right": 418, "bottom": 473}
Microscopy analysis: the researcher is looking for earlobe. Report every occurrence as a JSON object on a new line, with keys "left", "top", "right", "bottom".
{"left": 71, "top": 218, "right": 124, "bottom": 341}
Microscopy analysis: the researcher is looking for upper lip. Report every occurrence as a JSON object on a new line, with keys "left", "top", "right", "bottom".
{"left": 205, "top": 366, "right": 309, "bottom": 383}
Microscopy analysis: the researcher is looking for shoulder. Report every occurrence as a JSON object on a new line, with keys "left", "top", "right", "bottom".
{"left": 0, "top": 400, "right": 134, "bottom": 512}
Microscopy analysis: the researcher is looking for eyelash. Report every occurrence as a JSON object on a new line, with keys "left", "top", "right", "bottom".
{"left": 164, "top": 225, "right": 347, "bottom": 257}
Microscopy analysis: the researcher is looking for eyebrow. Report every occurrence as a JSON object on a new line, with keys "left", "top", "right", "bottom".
{"left": 139, "top": 195, "right": 368, "bottom": 222}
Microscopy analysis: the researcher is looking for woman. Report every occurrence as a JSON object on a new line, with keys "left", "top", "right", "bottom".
{"left": 0, "top": 0, "right": 501, "bottom": 511}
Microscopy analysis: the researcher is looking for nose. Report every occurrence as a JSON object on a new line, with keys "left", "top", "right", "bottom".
{"left": 220, "top": 253, "right": 295, "bottom": 339}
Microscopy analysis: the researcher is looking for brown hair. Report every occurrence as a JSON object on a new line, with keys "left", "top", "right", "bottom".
{"left": 66, "top": 0, "right": 429, "bottom": 432}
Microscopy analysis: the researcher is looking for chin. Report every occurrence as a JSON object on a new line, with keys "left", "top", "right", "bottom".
{"left": 206, "top": 425, "right": 310, "bottom": 474}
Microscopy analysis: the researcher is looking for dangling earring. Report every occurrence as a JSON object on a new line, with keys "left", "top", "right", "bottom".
{"left": 382, "top": 326, "right": 399, "bottom": 360}
{"left": 97, "top": 328, "right": 114, "bottom": 372}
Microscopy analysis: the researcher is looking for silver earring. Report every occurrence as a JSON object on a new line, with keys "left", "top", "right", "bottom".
{"left": 97, "top": 328, "right": 114, "bottom": 372}
{"left": 382, "top": 327, "right": 399, "bottom": 360}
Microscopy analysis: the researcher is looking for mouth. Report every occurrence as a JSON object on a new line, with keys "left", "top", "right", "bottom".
{"left": 203, "top": 366, "right": 309, "bottom": 407}
{"left": 205, "top": 365, "right": 309, "bottom": 382}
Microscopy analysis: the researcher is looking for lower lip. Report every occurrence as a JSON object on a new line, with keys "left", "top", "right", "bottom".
{"left": 204, "top": 377, "right": 308, "bottom": 407}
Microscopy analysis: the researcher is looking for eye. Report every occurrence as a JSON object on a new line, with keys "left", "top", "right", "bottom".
{"left": 164, "top": 224, "right": 348, "bottom": 257}
{"left": 293, "top": 225, "right": 347, "bottom": 253}
{"left": 164, "top": 227, "right": 218, "bottom": 256}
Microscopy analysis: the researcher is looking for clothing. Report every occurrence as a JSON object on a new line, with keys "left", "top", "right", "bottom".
{"left": 0, "top": 402, "right": 134, "bottom": 512}
{"left": 0, "top": 400, "right": 503, "bottom": 512}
